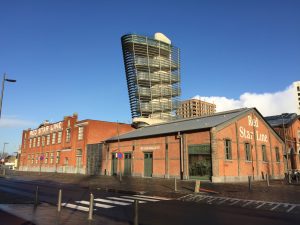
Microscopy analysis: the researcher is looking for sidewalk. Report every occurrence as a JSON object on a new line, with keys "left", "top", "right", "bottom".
{"left": 3, "top": 170, "right": 300, "bottom": 203}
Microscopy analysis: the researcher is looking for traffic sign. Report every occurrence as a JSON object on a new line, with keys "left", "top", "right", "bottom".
{"left": 117, "top": 152, "right": 123, "bottom": 159}
{"left": 40, "top": 155, "right": 44, "bottom": 161}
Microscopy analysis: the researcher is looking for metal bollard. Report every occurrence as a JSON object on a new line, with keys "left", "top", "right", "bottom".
{"left": 34, "top": 186, "right": 39, "bottom": 207}
{"left": 248, "top": 176, "right": 252, "bottom": 191}
{"left": 194, "top": 180, "right": 200, "bottom": 193}
{"left": 133, "top": 199, "right": 138, "bottom": 225}
{"left": 266, "top": 174, "right": 270, "bottom": 187}
{"left": 57, "top": 189, "right": 62, "bottom": 212}
{"left": 174, "top": 177, "right": 177, "bottom": 192}
{"left": 88, "top": 193, "right": 94, "bottom": 220}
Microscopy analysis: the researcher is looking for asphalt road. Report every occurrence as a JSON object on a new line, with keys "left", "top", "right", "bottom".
{"left": 0, "top": 177, "right": 299, "bottom": 225}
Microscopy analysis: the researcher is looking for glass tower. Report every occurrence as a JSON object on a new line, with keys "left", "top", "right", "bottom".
{"left": 121, "top": 33, "right": 181, "bottom": 126}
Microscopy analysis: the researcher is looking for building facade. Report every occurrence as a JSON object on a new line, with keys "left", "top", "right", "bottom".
{"left": 19, "top": 114, "right": 134, "bottom": 174}
{"left": 293, "top": 81, "right": 300, "bottom": 115}
{"left": 177, "top": 98, "right": 216, "bottom": 118}
{"left": 121, "top": 33, "right": 181, "bottom": 127}
{"left": 103, "top": 108, "right": 285, "bottom": 183}
{"left": 265, "top": 113, "right": 300, "bottom": 171}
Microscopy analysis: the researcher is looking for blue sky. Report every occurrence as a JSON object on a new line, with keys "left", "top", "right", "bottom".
{"left": 0, "top": 0, "right": 299, "bottom": 154}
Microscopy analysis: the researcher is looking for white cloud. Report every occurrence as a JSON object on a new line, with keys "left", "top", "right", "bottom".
{"left": 193, "top": 85, "right": 296, "bottom": 116}
{"left": 0, "top": 117, "right": 37, "bottom": 128}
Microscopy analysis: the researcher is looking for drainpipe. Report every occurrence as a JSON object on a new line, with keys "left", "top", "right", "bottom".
{"left": 177, "top": 132, "right": 184, "bottom": 180}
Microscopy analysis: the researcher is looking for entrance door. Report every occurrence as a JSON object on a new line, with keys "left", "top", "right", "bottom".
{"left": 144, "top": 152, "right": 153, "bottom": 177}
{"left": 124, "top": 153, "right": 132, "bottom": 176}
{"left": 111, "top": 153, "right": 117, "bottom": 175}
{"left": 76, "top": 149, "right": 82, "bottom": 174}
{"left": 188, "top": 144, "right": 212, "bottom": 180}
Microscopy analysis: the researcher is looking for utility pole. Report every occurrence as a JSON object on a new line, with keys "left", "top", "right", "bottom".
{"left": 117, "top": 121, "right": 122, "bottom": 182}
{"left": 0, "top": 73, "right": 16, "bottom": 119}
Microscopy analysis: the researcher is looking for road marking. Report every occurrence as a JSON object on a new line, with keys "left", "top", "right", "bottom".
{"left": 75, "top": 200, "right": 114, "bottom": 209}
{"left": 256, "top": 202, "right": 266, "bottom": 209}
{"left": 217, "top": 198, "right": 229, "bottom": 205}
{"left": 286, "top": 205, "right": 297, "bottom": 213}
{"left": 242, "top": 201, "right": 253, "bottom": 207}
{"left": 270, "top": 204, "right": 280, "bottom": 211}
{"left": 107, "top": 197, "right": 146, "bottom": 203}
{"left": 134, "top": 195, "right": 171, "bottom": 200}
{"left": 121, "top": 196, "right": 160, "bottom": 202}
{"left": 229, "top": 200, "right": 240, "bottom": 206}
{"left": 61, "top": 203, "right": 90, "bottom": 212}
{"left": 94, "top": 198, "right": 131, "bottom": 206}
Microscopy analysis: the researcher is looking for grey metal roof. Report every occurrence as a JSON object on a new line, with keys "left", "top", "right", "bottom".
{"left": 106, "top": 108, "right": 252, "bottom": 142}
{"left": 265, "top": 113, "right": 299, "bottom": 127}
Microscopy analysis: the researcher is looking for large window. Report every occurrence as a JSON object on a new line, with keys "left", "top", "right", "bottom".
{"left": 46, "top": 134, "right": 50, "bottom": 145}
{"left": 33, "top": 138, "right": 36, "bottom": 148}
{"left": 56, "top": 151, "right": 60, "bottom": 163}
{"left": 57, "top": 131, "right": 62, "bottom": 144}
{"left": 29, "top": 139, "right": 32, "bottom": 148}
{"left": 50, "top": 152, "right": 54, "bottom": 164}
{"left": 224, "top": 139, "right": 232, "bottom": 160}
{"left": 245, "top": 143, "right": 251, "bottom": 161}
{"left": 66, "top": 129, "right": 71, "bottom": 142}
{"left": 52, "top": 133, "right": 56, "bottom": 145}
{"left": 262, "top": 145, "right": 267, "bottom": 162}
{"left": 275, "top": 147, "right": 280, "bottom": 162}
{"left": 45, "top": 152, "right": 48, "bottom": 164}
{"left": 78, "top": 126, "right": 84, "bottom": 140}
{"left": 37, "top": 137, "right": 40, "bottom": 147}
{"left": 42, "top": 136, "right": 45, "bottom": 147}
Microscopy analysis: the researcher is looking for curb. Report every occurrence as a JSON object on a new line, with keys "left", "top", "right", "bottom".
{"left": 96, "top": 187, "right": 146, "bottom": 195}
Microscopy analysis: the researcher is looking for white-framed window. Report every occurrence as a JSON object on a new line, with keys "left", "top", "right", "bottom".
{"left": 29, "top": 138, "right": 32, "bottom": 148}
{"left": 42, "top": 136, "right": 45, "bottom": 146}
{"left": 33, "top": 137, "right": 36, "bottom": 148}
{"left": 50, "top": 152, "right": 54, "bottom": 164}
{"left": 275, "top": 147, "right": 280, "bottom": 162}
{"left": 57, "top": 131, "right": 62, "bottom": 144}
{"left": 37, "top": 137, "right": 40, "bottom": 147}
{"left": 46, "top": 134, "right": 50, "bottom": 145}
{"left": 224, "top": 139, "right": 232, "bottom": 160}
{"left": 262, "top": 145, "right": 268, "bottom": 162}
{"left": 56, "top": 151, "right": 60, "bottom": 163}
{"left": 78, "top": 126, "right": 84, "bottom": 140}
{"left": 52, "top": 132, "right": 56, "bottom": 145}
{"left": 66, "top": 128, "right": 71, "bottom": 142}
{"left": 45, "top": 152, "right": 48, "bottom": 164}
{"left": 245, "top": 143, "right": 251, "bottom": 161}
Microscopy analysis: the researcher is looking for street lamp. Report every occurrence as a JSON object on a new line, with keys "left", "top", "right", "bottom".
{"left": 0, "top": 73, "right": 17, "bottom": 119}
{"left": 1, "top": 142, "right": 8, "bottom": 163}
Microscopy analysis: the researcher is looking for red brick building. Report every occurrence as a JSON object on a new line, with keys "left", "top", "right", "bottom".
{"left": 103, "top": 108, "right": 285, "bottom": 182}
{"left": 19, "top": 113, "right": 134, "bottom": 174}
{"left": 265, "top": 113, "right": 300, "bottom": 171}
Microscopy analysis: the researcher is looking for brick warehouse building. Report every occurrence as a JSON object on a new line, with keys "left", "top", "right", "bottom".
{"left": 19, "top": 114, "right": 134, "bottom": 174}
{"left": 265, "top": 113, "right": 300, "bottom": 171}
{"left": 102, "top": 108, "right": 285, "bottom": 182}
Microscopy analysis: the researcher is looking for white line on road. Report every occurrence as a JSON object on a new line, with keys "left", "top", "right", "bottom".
{"left": 256, "top": 202, "right": 266, "bottom": 209}
{"left": 134, "top": 195, "right": 171, "bottom": 200}
{"left": 229, "top": 200, "right": 240, "bottom": 206}
{"left": 286, "top": 205, "right": 297, "bottom": 213}
{"left": 242, "top": 201, "right": 253, "bottom": 207}
{"left": 121, "top": 196, "right": 160, "bottom": 202}
{"left": 270, "top": 204, "right": 280, "bottom": 211}
{"left": 94, "top": 198, "right": 131, "bottom": 206}
{"left": 107, "top": 197, "right": 146, "bottom": 203}
{"left": 75, "top": 200, "right": 114, "bottom": 209}
{"left": 61, "top": 203, "right": 90, "bottom": 212}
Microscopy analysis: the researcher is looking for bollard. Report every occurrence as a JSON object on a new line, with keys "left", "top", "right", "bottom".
{"left": 3, "top": 168, "right": 5, "bottom": 176}
{"left": 266, "top": 174, "right": 270, "bottom": 187}
{"left": 133, "top": 199, "right": 138, "bottom": 225}
{"left": 194, "top": 180, "right": 200, "bottom": 193}
{"left": 88, "top": 193, "right": 94, "bottom": 220}
{"left": 288, "top": 173, "right": 291, "bottom": 184}
{"left": 248, "top": 176, "right": 252, "bottom": 191}
{"left": 57, "top": 189, "right": 62, "bottom": 212}
{"left": 174, "top": 177, "right": 177, "bottom": 192}
{"left": 34, "top": 186, "right": 39, "bottom": 207}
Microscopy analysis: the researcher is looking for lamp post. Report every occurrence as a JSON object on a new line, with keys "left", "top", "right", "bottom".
{"left": 1, "top": 142, "right": 8, "bottom": 163}
{"left": 0, "top": 73, "right": 17, "bottom": 119}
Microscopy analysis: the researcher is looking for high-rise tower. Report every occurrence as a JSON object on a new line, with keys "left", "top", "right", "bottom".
{"left": 121, "top": 33, "right": 181, "bottom": 127}
{"left": 293, "top": 81, "right": 300, "bottom": 115}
